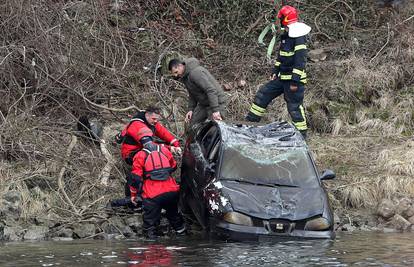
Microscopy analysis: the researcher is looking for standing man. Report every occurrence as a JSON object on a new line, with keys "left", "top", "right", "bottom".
{"left": 168, "top": 58, "right": 227, "bottom": 126}
{"left": 245, "top": 5, "right": 311, "bottom": 139}
{"left": 128, "top": 138, "right": 186, "bottom": 239}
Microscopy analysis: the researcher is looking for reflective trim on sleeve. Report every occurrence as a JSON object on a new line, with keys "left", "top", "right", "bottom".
{"left": 294, "top": 44, "right": 307, "bottom": 51}
{"left": 280, "top": 51, "right": 295, "bottom": 57}
{"left": 280, "top": 74, "right": 292, "bottom": 80}
{"left": 274, "top": 61, "right": 281, "bottom": 67}
{"left": 292, "top": 68, "right": 306, "bottom": 77}
{"left": 170, "top": 138, "right": 178, "bottom": 145}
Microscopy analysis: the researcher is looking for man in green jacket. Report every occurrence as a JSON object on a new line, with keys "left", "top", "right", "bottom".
{"left": 168, "top": 58, "right": 226, "bottom": 126}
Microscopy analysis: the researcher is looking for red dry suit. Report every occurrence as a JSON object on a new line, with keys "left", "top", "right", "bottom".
{"left": 120, "top": 111, "right": 180, "bottom": 163}
{"left": 129, "top": 145, "right": 179, "bottom": 199}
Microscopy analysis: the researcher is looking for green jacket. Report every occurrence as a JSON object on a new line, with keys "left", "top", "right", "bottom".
{"left": 180, "top": 58, "right": 226, "bottom": 112}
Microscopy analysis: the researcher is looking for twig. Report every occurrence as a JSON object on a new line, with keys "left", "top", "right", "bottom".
{"left": 370, "top": 23, "right": 390, "bottom": 63}
{"left": 35, "top": 64, "right": 139, "bottom": 112}
{"left": 58, "top": 135, "right": 79, "bottom": 214}
{"left": 396, "top": 14, "right": 414, "bottom": 26}
{"left": 244, "top": 14, "right": 265, "bottom": 36}
{"left": 78, "top": 88, "right": 139, "bottom": 112}
{"left": 0, "top": 51, "right": 13, "bottom": 66}
{"left": 314, "top": 0, "right": 355, "bottom": 41}
{"left": 79, "top": 196, "right": 105, "bottom": 215}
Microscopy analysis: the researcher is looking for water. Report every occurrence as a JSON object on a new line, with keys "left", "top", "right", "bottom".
{"left": 0, "top": 232, "right": 413, "bottom": 266}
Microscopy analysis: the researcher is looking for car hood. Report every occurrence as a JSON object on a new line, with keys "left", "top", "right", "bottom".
{"left": 220, "top": 181, "right": 326, "bottom": 221}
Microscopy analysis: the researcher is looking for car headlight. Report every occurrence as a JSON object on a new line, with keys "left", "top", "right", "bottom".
{"left": 223, "top": 212, "right": 253, "bottom": 226}
{"left": 304, "top": 217, "right": 331, "bottom": 231}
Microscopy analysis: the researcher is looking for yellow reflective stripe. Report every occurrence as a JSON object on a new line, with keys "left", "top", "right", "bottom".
{"left": 294, "top": 44, "right": 307, "bottom": 51}
{"left": 280, "top": 51, "right": 295, "bottom": 57}
{"left": 280, "top": 75, "right": 292, "bottom": 80}
{"left": 274, "top": 61, "right": 281, "bottom": 67}
{"left": 249, "top": 106, "right": 264, "bottom": 117}
{"left": 251, "top": 103, "right": 266, "bottom": 113}
{"left": 293, "top": 105, "right": 307, "bottom": 130}
{"left": 292, "top": 68, "right": 305, "bottom": 77}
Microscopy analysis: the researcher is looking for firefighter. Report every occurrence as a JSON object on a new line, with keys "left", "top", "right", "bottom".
{"left": 168, "top": 58, "right": 227, "bottom": 127}
{"left": 246, "top": 5, "right": 311, "bottom": 139}
{"left": 128, "top": 137, "right": 186, "bottom": 239}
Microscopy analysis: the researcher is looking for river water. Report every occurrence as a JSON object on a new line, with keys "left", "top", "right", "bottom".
{"left": 0, "top": 232, "right": 413, "bottom": 266}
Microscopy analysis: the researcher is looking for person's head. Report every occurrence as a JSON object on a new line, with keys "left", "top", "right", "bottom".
{"left": 145, "top": 106, "right": 161, "bottom": 126}
{"left": 277, "top": 5, "right": 299, "bottom": 28}
{"left": 168, "top": 59, "right": 185, "bottom": 78}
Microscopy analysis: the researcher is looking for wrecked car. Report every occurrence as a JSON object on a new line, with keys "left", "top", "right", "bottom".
{"left": 179, "top": 120, "right": 335, "bottom": 240}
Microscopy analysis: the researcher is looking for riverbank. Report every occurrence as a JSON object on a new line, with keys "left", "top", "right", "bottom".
{"left": 1, "top": 1, "right": 413, "bottom": 241}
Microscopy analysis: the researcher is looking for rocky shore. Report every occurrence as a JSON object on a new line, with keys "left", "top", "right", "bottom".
{"left": 1, "top": 190, "right": 413, "bottom": 241}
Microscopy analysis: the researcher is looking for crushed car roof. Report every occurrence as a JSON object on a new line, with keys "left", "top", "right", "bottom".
{"left": 216, "top": 121, "right": 306, "bottom": 147}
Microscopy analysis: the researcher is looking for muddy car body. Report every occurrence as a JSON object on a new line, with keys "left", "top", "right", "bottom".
{"left": 180, "top": 121, "right": 335, "bottom": 240}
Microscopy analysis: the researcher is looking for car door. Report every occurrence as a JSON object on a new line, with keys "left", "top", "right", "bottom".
{"left": 189, "top": 124, "right": 220, "bottom": 227}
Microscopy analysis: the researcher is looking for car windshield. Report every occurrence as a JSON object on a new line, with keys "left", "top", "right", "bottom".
{"left": 219, "top": 143, "right": 319, "bottom": 188}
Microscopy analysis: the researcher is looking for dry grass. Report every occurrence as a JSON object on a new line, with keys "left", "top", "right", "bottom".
{"left": 335, "top": 177, "right": 376, "bottom": 208}
{"left": 310, "top": 135, "right": 414, "bottom": 209}
{"left": 377, "top": 140, "right": 414, "bottom": 176}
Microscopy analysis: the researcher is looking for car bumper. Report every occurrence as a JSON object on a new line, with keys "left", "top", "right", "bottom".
{"left": 213, "top": 221, "right": 335, "bottom": 241}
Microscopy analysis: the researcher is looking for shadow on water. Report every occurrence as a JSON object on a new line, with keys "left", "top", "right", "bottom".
{"left": 0, "top": 232, "right": 414, "bottom": 266}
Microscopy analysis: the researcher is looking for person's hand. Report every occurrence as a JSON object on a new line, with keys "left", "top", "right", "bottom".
{"left": 185, "top": 111, "right": 193, "bottom": 123}
{"left": 170, "top": 146, "right": 182, "bottom": 156}
{"left": 270, "top": 74, "right": 278, "bottom": 80}
{"left": 290, "top": 84, "right": 298, "bottom": 92}
{"left": 212, "top": 111, "right": 223, "bottom": 121}
{"left": 130, "top": 196, "right": 137, "bottom": 206}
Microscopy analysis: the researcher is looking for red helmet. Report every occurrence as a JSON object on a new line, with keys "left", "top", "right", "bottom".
{"left": 277, "top": 5, "right": 299, "bottom": 26}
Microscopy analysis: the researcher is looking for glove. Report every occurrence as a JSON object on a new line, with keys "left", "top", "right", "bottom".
{"left": 171, "top": 146, "right": 182, "bottom": 156}
{"left": 114, "top": 132, "right": 124, "bottom": 144}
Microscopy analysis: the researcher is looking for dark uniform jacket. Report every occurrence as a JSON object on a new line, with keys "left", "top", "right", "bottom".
{"left": 272, "top": 31, "right": 308, "bottom": 85}
{"left": 180, "top": 58, "right": 226, "bottom": 112}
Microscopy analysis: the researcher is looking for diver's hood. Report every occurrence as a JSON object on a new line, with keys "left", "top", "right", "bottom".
{"left": 221, "top": 181, "right": 325, "bottom": 221}
{"left": 287, "top": 22, "right": 311, "bottom": 38}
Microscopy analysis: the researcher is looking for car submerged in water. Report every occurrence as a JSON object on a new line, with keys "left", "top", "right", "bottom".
{"left": 179, "top": 120, "right": 336, "bottom": 240}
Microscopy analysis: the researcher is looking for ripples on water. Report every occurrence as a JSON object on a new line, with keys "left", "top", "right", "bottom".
{"left": 0, "top": 232, "right": 413, "bottom": 266}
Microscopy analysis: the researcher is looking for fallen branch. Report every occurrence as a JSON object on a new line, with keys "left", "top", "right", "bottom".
{"left": 98, "top": 140, "right": 114, "bottom": 186}
{"left": 58, "top": 135, "right": 79, "bottom": 214}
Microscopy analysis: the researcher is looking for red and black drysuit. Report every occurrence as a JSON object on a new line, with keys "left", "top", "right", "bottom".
{"left": 129, "top": 144, "right": 184, "bottom": 235}
{"left": 120, "top": 111, "right": 180, "bottom": 165}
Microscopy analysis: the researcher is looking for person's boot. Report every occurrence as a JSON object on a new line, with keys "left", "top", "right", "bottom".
{"left": 175, "top": 225, "right": 189, "bottom": 236}
{"left": 143, "top": 227, "right": 158, "bottom": 240}
{"left": 245, "top": 111, "right": 262, "bottom": 122}
{"left": 300, "top": 130, "right": 307, "bottom": 140}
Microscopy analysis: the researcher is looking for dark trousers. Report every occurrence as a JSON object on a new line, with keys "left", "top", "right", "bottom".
{"left": 246, "top": 79, "right": 307, "bottom": 132}
{"left": 142, "top": 191, "right": 184, "bottom": 232}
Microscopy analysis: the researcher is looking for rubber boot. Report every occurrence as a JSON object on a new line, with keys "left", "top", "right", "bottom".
{"left": 245, "top": 111, "right": 262, "bottom": 122}
{"left": 175, "top": 225, "right": 190, "bottom": 236}
{"left": 144, "top": 227, "right": 158, "bottom": 240}
{"left": 300, "top": 130, "right": 307, "bottom": 140}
